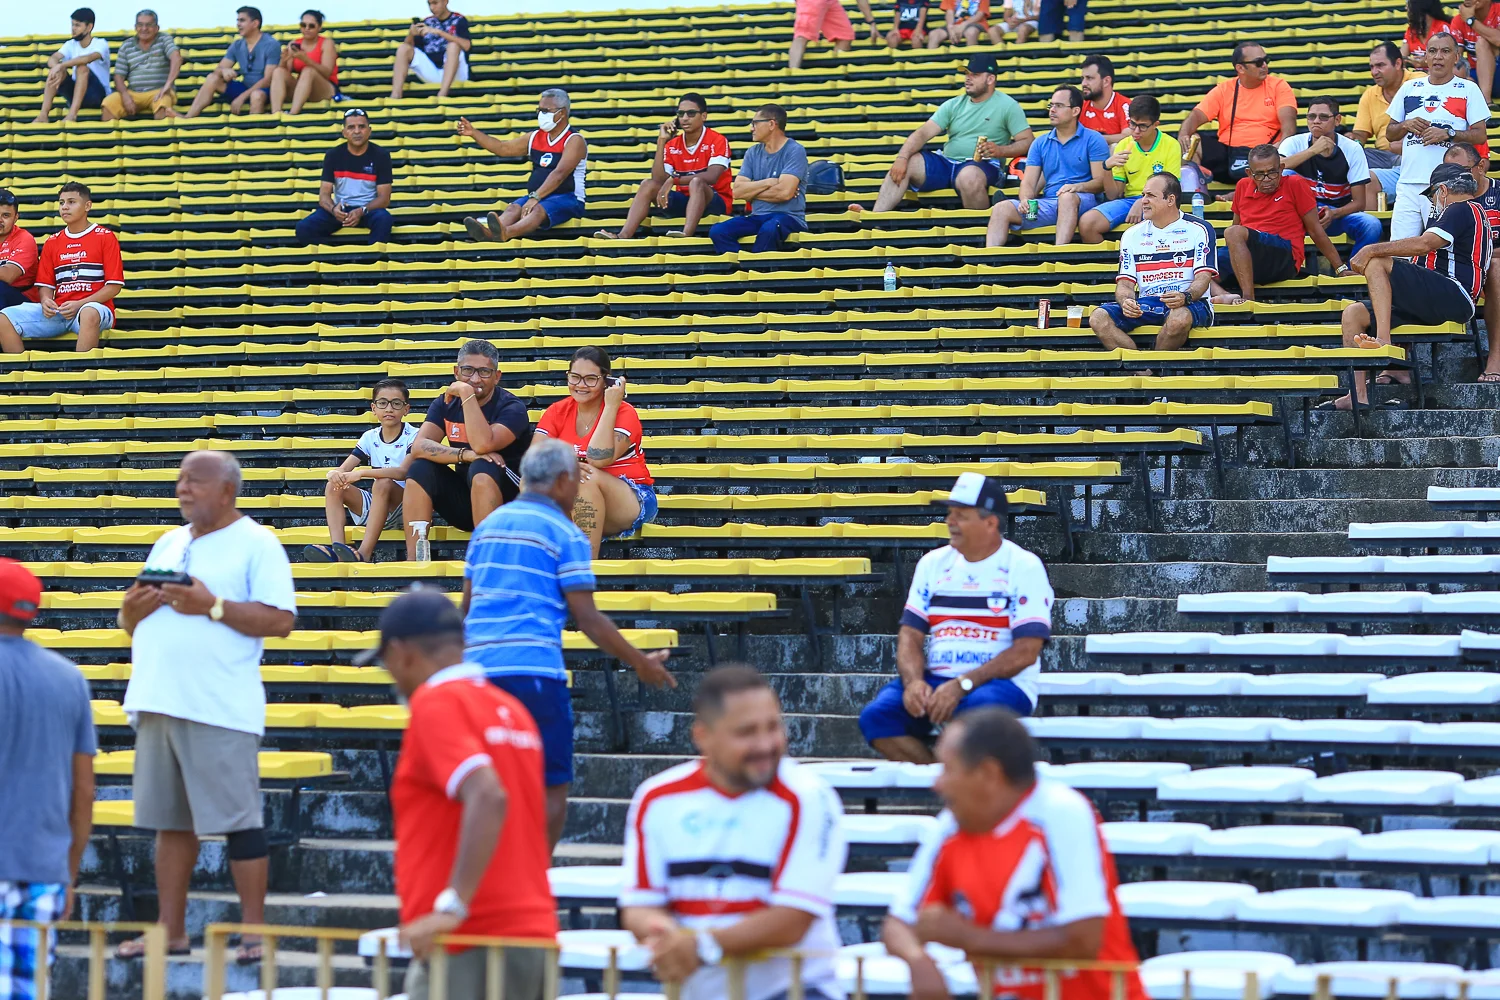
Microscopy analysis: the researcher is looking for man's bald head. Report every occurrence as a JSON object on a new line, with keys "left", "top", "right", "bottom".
{"left": 182, "top": 449, "right": 242, "bottom": 491}
{"left": 177, "top": 450, "right": 243, "bottom": 529}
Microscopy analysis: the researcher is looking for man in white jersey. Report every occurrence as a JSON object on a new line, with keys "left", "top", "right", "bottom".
{"left": 1090, "top": 171, "right": 1217, "bottom": 351}
{"left": 1387, "top": 31, "right": 1490, "bottom": 239}
{"left": 859, "top": 473, "right": 1054, "bottom": 764}
{"left": 620, "top": 665, "right": 847, "bottom": 1000}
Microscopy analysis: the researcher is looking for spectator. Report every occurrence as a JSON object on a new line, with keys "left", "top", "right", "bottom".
{"left": 181, "top": 6, "right": 280, "bottom": 117}
{"left": 873, "top": 55, "right": 1035, "bottom": 213}
{"left": 1039, "top": 0, "right": 1085, "bottom": 42}
{"left": 986, "top": 86, "right": 1108, "bottom": 248}
{"left": 296, "top": 109, "right": 394, "bottom": 246}
{"left": 596, "top": 93, "right": 731, "bottom": 241}
{"left": 708, "top": 104, "right": 810, "bottom": 253}
{"left": 1219, "top": 145, "right": 1349, "bottom": 302}
{"left": 1404, "top": 0, "right": 1454, "bottom": 67}
{"left": 403, "top": 340, "right": 531, "bottom": 554}
{"left": 305, "top": 378, "right": 418, "bottom": 564}
{"left": 1178, "top": 41, "right": 1298, "bottom": 191}
{"left": 34, "top": 8, "right": 110, "bottom": 124}
{"left": 0, "top": 560, "right": 96, "bottom": 999}
{"left": 926, "top": 0, "right": 1002, "bottom": 47}
{"left": 1445, "top": 143, "right": 1500, "bottom": 381}
{"left": 1328, "top": 162, "right": 1492, "bottom": 409}
{"left": 1090, "top": 172, "right": 1217, "bottom": 350}
{"left": 366, "top": 591, "right": 556, "bottom": 1000}
{"left": 269, "top": 9, "right": 338, "bottom": 115}
{"left": 457, "top": 89, "right": 588, "bottom": 242}
{"left": 889, "top": 0, "right": 930, "bottom": 48}
{"left": 391, "top": 0, "right": 472, "bottom": 99}
{"left": 114, "top": 450, "right": 297, "bottom": 964}
{"left": 1078, "top": 94, "right": 1182, "bottom": 243}
{"left": 859, "top": 473, "right": 1053, "bottom": 764}
{"left": 1354, "top": 42, "right": 1423, "bottom": 202}
{"left": 0, "top": 190, "right": 39, "bottom": 311}
{"left": 1450, "top": 0, "right": 1500, "bottom": 103}
{"left": 463, "top": 437, "right": 675, "bottom": 847}
{"left": 0, "top": 183, "right": 123, "bottom": 355}
{"left": 534, "top": 347, "right": 657, "bottom": 556}
{"left": 1279, "top": 97, "right": 1383, "bottom": 259}
{"left": 101, "top": 9, "right": 181, "bottom": 122}
{"left": 1000, "top": 0, "right": 1038, "bottom": 42}
{"left": 1387, "top": 31, "right": 1489, "bottom": 239}
{"left": 788, "top": 0, "right": 878, "bottom": 68}
{"left": 881, "top": 708, "right": 1146, "bottom": 1000}
{"left": 620, "top": 665, "right": 846, "bottom": 1000}
{"left": 1080, "top": 54, "right": 1131, "bottom": 143}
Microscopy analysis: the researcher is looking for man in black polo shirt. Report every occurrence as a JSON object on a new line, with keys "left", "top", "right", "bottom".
{"left": 402, "top": 340, "right": 532, "bottom": 559}
{"left": 1445, "top": 143, "right": 1500, "bottom": 381}
{"left": 296, "top": 108, "right": 394, "bottom": 246}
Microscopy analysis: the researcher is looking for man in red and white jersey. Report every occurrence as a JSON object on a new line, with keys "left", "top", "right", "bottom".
{"left": 883, "top": 707, "right": 1147, "bottom": 1000}
{"left": 0, "top": 182, "right": 123, "bottom": 354}
{"left": 599, "top": 92, "right": 734, "bottom": 241}
{"left": 0, "top": 190, "right": 39, "bottom": 311}
{"left": 456, "top": 88, "right": 588, "bottom": 243}
{"left": 1079, "top": 55, "right": 1130, "bottom": 144}
{"left": 620, "top": 665, "right": 847, "bottom": 1000}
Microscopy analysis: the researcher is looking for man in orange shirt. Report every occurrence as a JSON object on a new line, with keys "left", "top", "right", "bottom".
{"left": 1178, "top": 41, "right": 1298, "bottom": 191}
{"left": 882, "top": 707, "right": 1145, "bottom": 1000}
{"left": 371, "top": 590, "right": 558, "bottom": 1000}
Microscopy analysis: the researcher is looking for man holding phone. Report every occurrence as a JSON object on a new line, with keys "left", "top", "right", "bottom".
{"left": 295, "top": 108, "right": 395, "bottom": 246}
{"left": 391, "top": 0, "right": 473, "bottom": 99}
{"left": 597, "top": 92, "right": 733, "bottom": 240}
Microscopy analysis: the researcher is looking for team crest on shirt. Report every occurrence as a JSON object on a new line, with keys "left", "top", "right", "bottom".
{"left": 540, "top": 152, "right": 555, "bottom": 167}
{"left": 987, "top": 594, "right": 1013, "bottom": 615}
{"left": 1152, "top": 162, "right": 1165, "bottom": 174}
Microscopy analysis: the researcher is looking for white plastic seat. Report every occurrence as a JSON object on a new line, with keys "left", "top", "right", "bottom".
{"left": 356, "top": 927, "right": 410, "bottom": 959}
{"left": 1334, "top": 634, "right": 1462, "bottom": 658}
{"left": 548, "top": 866, "right": 625, "bottom": 900}
{"left": 1385, "top": 554, "right": 1500, "bottom": 575}
{"left": 1454, "top": 775, "right": 1500, "bottom": 806}
{"left": 1462, "top": 522, "right": 1500, "bottom": 538}
{"left": 1410, "top": 721, "right": 1500, "bottom": 747}
{"left": 1240, "top": 673, "right": 1382, "bottom": 696}
{"left": 1298, "top": 592, "right": 1426, "bottom": 615}
{"left": 798, "top": 760, "right": 899, "bottom": 789}
{"left": 217, "top": 992, "right": 384, "bottom": 1000}
{"left": 1085, "top": 632, "right": 1214, "bottom": 655}
{"left": 833, "top": 871, "right": 906, "bottom": 907}
{"left": 1347, "top": 829, "right": 1500, "bottom": 866}
{"left": 1048, "top": 761, "right": 1190, "bottom": 790}
{"left": 1178, "top": 592, "right": 1305, "bottom": 613}
{"left": 1269, "top": 719, "right": 1413, "bottom": 743}
{"left": 1234, "top": 887, "right": 1412, "bottom": 927}
{"left": 1102, "top": 821, "right": 1209, "bottom": 856}
{"left": 1273, "top": 962, "right": 1464, "bottom": 999}
{"left": 1140, "top": 717, "right": 1277, "bottom": 741}
{"left": 1108, "top": 673, "right": 1250, "bottom": 696}
{"left": 1023, "top": 717, "right": 1142, "bottom": 740}
{"left": 1367, "top": 672, "right": 1500, "bottom": 704}
{"left": 1140, "top": 952, "right": 1295, "bottom": 1000}
{"left": 1455, "top": 970, "right": 1500, "bottom": 1000}
{"left": 894, "top": 761, "right": 942, "bottom": 787}
{"left": 1461, "top": 629, "right": 1500, "bottom": 652}
{"left": 838, "top": 941, "right": 966, "bottom": 967}
{"left": 1191, "top": 825, "right": 1359, "bottom": 860}
{"left": 1206, "top": 633, "right": 1342, "bottom": 657}
{"left": 562, "top": 995, "right": 662, "bottom": 1000}
{"left": 557, "top": 929, "right": 651, "bottom": 971}
{"left": 1267, "top": 555, "right": 1384, "bottom": 574}
{"left": 1302, "top": 770, "right": 1463, "bottom": 806}
{"left": 1428, "top": 486, "right": 1500, "bottom": 503}
{"left": 1116, "top": 881, "right": 1257, "bottom": 919}
{"left": 1350, "top": 521, "right": 1465, "bottom": 540}
{"left": 841, "top": 813, "right": 938, "bottom": 846}
{"left": 1400, "top": 896, "right": 1500, "bottom": 929}
{"left": 1157, "top": 766, "right": 1314, "bottom": 803}
{"left": 1424, "top": 592, "right": 1500, "bottom": 615}
{"left": 1036, "top": 672, "right": 1125, "bottom": 696}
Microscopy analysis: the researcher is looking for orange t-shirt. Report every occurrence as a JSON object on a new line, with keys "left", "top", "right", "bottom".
{"left": 535, "top": 397, "right": 653, "bottom": 485}
{"left": 1194, "top": 75, "right": 1297, "bottom": 147}
{"left": 941, "top": 0, "right": 990, "bottom": 23}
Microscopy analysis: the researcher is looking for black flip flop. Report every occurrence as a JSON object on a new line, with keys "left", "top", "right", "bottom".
{"left": 303, "top": 543, "right": 336, "bottom": 563}
{"left": 330, "top": 542, "right": 360, "bottom": 562}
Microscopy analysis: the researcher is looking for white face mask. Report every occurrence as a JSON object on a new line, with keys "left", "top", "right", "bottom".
{"left": 538, "top": 111, "right": 558, "bottom": 131}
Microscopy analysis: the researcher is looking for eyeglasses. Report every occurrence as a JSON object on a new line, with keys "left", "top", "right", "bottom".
{"left": 1046, "top": 101, "right": 1073, "bottom": 109}
{"left": 567, "top": 372, "right": 604, "bottom": 387}
{"left": 457, "top": 365, "right": 497, "bottom": 379}
{"left": 371, "top": 398, "right": 409, "bottom": 410}
{"left": 536, "top": 106, "right": 561, "bottom": 114}
{"left": 1247, "top": 168, "right": 1281, "bottom": 180}
{"left": 301, "top": 20, "right": 319, "bottom": 27}
{"left": 1236, "top": 57, "right": 1269, "bottom": 67}
{"left": 1306, "top": 113, "right": 1338, "bottom": 121}
{"left": 750, "top": 118, "right": 774, "bottom": 127}
{"left": 1127, "top": 120, "right": 1155, "bottom": 130}
{"left": 676, "top": 109, "right": 703, "bottom": 118}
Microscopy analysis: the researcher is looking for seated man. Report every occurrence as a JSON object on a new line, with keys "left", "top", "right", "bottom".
{"left": 1090, "top": 172, "right": 1217, "bottom": 350}
{"left": 1220, "top": 144, "right": 1350, "bottom": 302}
{"left": 391, "top": 0, "right": 473, "bottom": 99}
{"left": 1279, "top": 96, "right": 1382, "bottom": 259}
{"left": 873, "top": 55, "right": 1034, "bottom": 213}
{"left": 35, "top": 8, "right": 110, "bottom": 124}
{"left": 181, "top": 6, "right": 280, "bottom": 118}
{"left": 888, "top": 0, "right": 930, "bottom": 48}
{"left": 1178, "top": 41, "right": 1298, "bottom": 190}
{"left": 458, "top": 89, "right": 588, "bottom": 242}
{"left": 597, "top": 93, "right": 732, "bottom": 241}
{"left": 986, "top": 86, "right": 1108, "bottom": 248}
{"left": 1445, "top": 143, "right": 1500, "bottom": 381}
{"left": 1079, "top": 94, "right": 1181, "bottom": 243}
{"left": 708, "top": 104, "right": 809, "bottom": 254}
{"left": 101, "top": 9, "right": 180, "bottom": 122}
{"left": 296, "top": 109, "right": 394, "bottom": 246}
{"left": 0, "top": 191, "right": 39, "bottom": 311}
{"left": 1330, "top": 162, "right": 1492, "bottom": 409}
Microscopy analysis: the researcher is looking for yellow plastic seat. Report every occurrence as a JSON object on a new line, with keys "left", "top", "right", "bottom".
{"left": 93, "top": 800, "right": 136, "bottom": 827}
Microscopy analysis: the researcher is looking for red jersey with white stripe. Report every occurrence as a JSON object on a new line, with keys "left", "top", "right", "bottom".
{"left": 1081, "top": 91, "right": 1131, "bottom": 136}
{"left": 35, "top": 224, "right": 124, "bottom": 308}
{"left": 664, "top": 127, "right": 734, "bottom": 212}
{"left": 1450, "top": 6, "right": 1500, "bottom": 72}
{"left": 0, "top": 226, "right": 39, "bottom": 296}
{"left": 620, "top": 758, "right": 847, "bottom": 1000}
{"left": 527, "top": 127, "right": 587, "bottom": 200}
{"left": 890, "top": 779, "right": 1147, "bottom": 1000}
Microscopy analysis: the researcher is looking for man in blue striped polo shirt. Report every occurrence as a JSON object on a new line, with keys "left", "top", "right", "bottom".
{"left": 462, "top": 437, "right": 676, "bottom": 847}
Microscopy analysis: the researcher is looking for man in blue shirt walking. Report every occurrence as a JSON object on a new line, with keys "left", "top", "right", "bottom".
{"left": 462, "top": 437, "right": 675, "bottom": 847}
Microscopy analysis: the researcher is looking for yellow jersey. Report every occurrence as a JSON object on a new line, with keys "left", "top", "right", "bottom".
{"left": 1111, "top": 131, "right": 1183, "bottom": 197}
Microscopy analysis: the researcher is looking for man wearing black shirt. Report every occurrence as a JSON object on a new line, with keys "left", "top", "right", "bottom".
{"left": 1445, "top": 142, "right": 1500, "bottom": 381}
{"left": 888, "top": 0, "right": 929, "bottom": 48}
{"left": 403, "top": 340, "right": 532, "bottom": 558}
{"left": 296, "top": 109, "right": 394, "bottom": 246}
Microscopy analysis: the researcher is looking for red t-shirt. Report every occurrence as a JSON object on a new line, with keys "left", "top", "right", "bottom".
{"left": 391, "top": 666, "right": 558, "bottom": 944}
{"left": 36, "top": 224, "right": 125, "bottom": 309}
{"left": 536, "top": 397, "right": 653, "bottom": 485}
{"left": 664, "top": 127, "right": 734, "bottom": 212}
{"left": 1232, "top": 172, "right": 1317, "bottom": 268}
{"left": 1450, "top": 7, "right": 1500, "bottom": 70}
{"left": 1406, "top": 19, "right": 1453, "bottom": 63}
{"left": 1081, "top": 91, "right": 1131, "bottom": 137}
{"left": 0, "top": 226, "right": 39, "bottom": 298}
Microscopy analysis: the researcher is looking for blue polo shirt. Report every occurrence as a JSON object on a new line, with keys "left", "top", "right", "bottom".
{"left": 1029, "top": 126, "right": 1110, "bottom": 198}
{"left": 463, "top": 493, "right": 596, "bottom": 681}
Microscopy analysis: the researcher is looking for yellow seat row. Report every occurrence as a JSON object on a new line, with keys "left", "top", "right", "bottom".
{"left": 33, "top": 627, "right": 677, "bottom": 652}
{"left": 20, "top": 556, "right": 873, "bottom": 579}
{"left": 95, "top": 749, "right": 332, "bottom": 779}
{"left": 45, "top": 589, "right": 776, "bottom": 614}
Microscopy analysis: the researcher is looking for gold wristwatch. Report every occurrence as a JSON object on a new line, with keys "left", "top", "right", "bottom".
{"left": 209, "top": 595, "right": 225, "bottom": 621}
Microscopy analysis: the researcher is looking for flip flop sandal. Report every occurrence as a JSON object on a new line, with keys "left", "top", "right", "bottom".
{"left": 462, "top": 217, "right": 489, "bottom": 241}
{"left": 236, "top": 941, "right": 263, "bottom": 966}
{"left": 330, "top": 542, "right": 360, "bottom": 562}
{"left": 116, "top": 938, "right": 192, "bottom": 960}
{"left": 302, "top": 543, "right": 336, "bottom": 563}
{"left": 1478, "top": 372, "right": 1500, "bottom": 383}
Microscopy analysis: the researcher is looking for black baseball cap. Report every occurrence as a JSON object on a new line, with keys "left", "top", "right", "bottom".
{"left": 1422, "top": 161, "right": 1472, "bottom": 197}
{"left": 353, "top": 588, "right": 464, "bottom": 665}
{"left": 967, "top": 54, "right": 999, "bottom": 74}
{"left": 935, "top": 472, "right": 1010, "bottom": 517}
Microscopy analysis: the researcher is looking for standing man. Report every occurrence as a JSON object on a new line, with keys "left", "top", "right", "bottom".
{"left": 1219, "top": 145, "right": 1349, "bottom": 301}
{"left": 986, "top": 86, "right": 1108, "bottom": 248}
{"left": 0, "top": 191, "right": 39, "bottom": 311}
{"left": 463, "top": 438, "right": 675, "bottom": 848}
{"left": 457, "top": 89, "right": 588, "bottom": 242}
{"left": 1080, "top": 55, "right": 1130, "bottom": 144}
{"left": 788, "top": 0, "right": 878, "bottom": 68}
{"left": 113, "top": 450, "right": 297, "bottom": 964}
{"left": 34, "top": 8, "right": 110, "bottom": 124}
{"left": 1079, "top": 94, "right": 1182, "bottom": 243}
{"left": 1353, "top": 42, "right": 1423, "bottom": 201}
{"left": 296, "top": 109, "right": 395, "bottom": 246}
{"left": 708, "top": 105, "right": 810, "bottom": 254}
{"left": 1444, "top": 143, "right": 1500, "bottom": 381}
{"left": 858, "top": 473, "right": 1054, "bottom": 764}
{"left": 1387, "top": 31, "right": 1491, "bottom": 240}
{"left": 181, "top": 6, "right": 280, "bottom": 118}
{"left": 1279, "top": 97, "right": 1383, "bottom": 259}
{"left": 597, "top": 93, "right": 733, "bottom": 241}
{"left": 391, "top": 0, "right": 473, "bottom": 100}
{"left": 882, "top": 708, "right": 1146, "bottom": 1000}
{"left": 0, "top": 560, "right": 96, "bottom": 1000}
{"left": 873, "top": 55, "right": 1034, "bottom": 213}
{"left": 101, "top": 9, "right": 181, "bottom": 122}
{"left": 1178, "top": 41, "right": 1298, "bottom": 191}
{"left": 620, "top": 666, "right": 847, "bottom": 1000}
{"left": 365, "top": 591, "right": 556, "bottom": 1000}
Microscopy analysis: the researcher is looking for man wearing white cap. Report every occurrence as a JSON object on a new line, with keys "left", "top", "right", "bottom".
{"left": 859, "top": 473, "right": 1055, "bottom": 764}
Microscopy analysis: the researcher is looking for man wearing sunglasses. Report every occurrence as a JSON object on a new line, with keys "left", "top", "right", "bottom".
{"left": 1220, "top": 145, "right": 1348, "bottom": 302}
{"left": 708, "top": 105, "right": 810, "bottom": 254}
{"left": 0, "top": 191, "right": 39, "bottom": 311}
{"left": 598, "top": 93, "right": 732, "bottom": 241}
{"left": 1178, "top": 42, "right": 1298, "bottom": 190}
{"left": 1278, "top": 97, "right": 1382, "bottom": 259}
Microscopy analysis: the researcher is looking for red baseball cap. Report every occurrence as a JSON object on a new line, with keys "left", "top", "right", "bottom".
{"left": 0, "top": 559, "right": 42, "bottom": 623}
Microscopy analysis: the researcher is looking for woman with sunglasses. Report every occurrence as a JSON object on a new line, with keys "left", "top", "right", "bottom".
{"left": 533, "top": 347, "right": 656, "bottom": 556}
{"left": 269, "top": 9, "right": 339, "bottom": 115}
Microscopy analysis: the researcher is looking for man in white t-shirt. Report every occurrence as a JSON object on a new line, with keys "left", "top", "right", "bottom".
{"left": 859, "top": 473, "right": 1055, "bottom": 764}
{"left": 114, "top": 449, "right": 297, "bottom": 964}
{"left": 35, "top": 7, "right": 111, "bottom": 124}
{"left": 1387, "top": 31, "right": 1491, "bottom": 239}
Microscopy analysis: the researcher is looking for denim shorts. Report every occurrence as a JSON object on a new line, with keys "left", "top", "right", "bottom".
{"left": 1004, "top": 192, "right": 1099, "bottom": 229}
{"left": 517, "top": 193, "right": 585, "bottom": 229}
{"left": 607, "top": 478, "right": 659, "bottom": 540}
{"left": 487, "top": 675, "right": 574, "bottom": 786}
{"left": 1097, "top": 295, "right": 1214, "bottom": 333}
{"left": 858, "top": 670, "right": 1033, "bottom": 744}
{"left": 1092, "top": 195, "right": 1141, "bottom": 229}
{"left": 663, "top": 189, "right": 727, "bottom": 217}
{"left": 1, "top": 300, "right": 115, "bottom": 339}
{"left": 918, "top": 151, "right": 1004, "bottom": 193}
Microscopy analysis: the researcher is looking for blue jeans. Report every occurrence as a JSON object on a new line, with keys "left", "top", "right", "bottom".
{"left": 295, "top": 206, "right": 394, "bottom": 246}
{"left": 1039, "top": 0, "right": 1086, "bottom": 34}
{"left": 709, "top": 212, "right": 808, "bottom": 253}
{"left": 1324, "top": 211, "right": 1383, "bottom": 259}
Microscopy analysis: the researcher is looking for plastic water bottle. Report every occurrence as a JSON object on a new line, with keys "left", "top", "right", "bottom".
{"left": 411, "top": 521, "right": 431, "bottom": 564}
{"left": 884, "top": 262, "right": 897, "bottom": 292}
{"left": 1191, "top": 192, "right": 1205, "bottom": 219}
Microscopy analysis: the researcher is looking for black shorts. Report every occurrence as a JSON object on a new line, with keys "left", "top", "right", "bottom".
{"left": 1363, "top": 258, "right": 1476, "bottom": 328}
{"left": 404, "top": 458, "right": 520, "bottom": 531}
{"left": 58, "top": 72, "right": 107, "bottom": 110}
{"left": 1244, "top": 229, "right": 1299, "bottom": 285}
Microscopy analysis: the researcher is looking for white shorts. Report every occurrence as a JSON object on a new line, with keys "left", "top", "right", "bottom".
{"left": 1391, "top": 187, "right": 1431, "bottom": 241}
{"left": 409, "top": 48, "right": 469, "bottom": 84}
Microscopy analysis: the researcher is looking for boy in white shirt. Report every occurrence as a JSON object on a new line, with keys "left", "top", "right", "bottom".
{"left": 305, "top": 378, "right": 419, "bottom": 563}
{"left": 35, "top": 7, "right": 111, "bottom": 123}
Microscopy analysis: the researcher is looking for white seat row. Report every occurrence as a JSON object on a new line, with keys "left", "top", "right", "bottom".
{"left": 1351, "top": 521, "right": 1500, "bottom": 541}
{"left": 1267, "top": 554, "right": 1500, "bottom": 576}
{"left": 1428, "top": 487, "right": 1500, "bottom": 505}
{"left": 1121, "top": 883, "right": 1500, "bottom": 931}
{"left": 543, "top": 865, "right": 909, "bottom": 910}
{"left": 1086, "top": 631, "right": 1463, "bottom": 659}
{"left": 1142, "top": 954, "right": 1500, "bottom": 1000}
{"left": 1178, "top": 591, "right": 1500, "bottom": 616}
{"left": 1104, "top": 822, "right": 1500, "bottom": 865}
{"left": 1024, "top": 715, "right": 1500, "bottom": 750}
{"left": 1036, "top": 670, "right": 1500, "bottom": 703}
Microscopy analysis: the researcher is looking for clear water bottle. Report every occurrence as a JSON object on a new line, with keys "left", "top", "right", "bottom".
{"left": 1191, "top": 192, "right": 1205, "bottom": 219}
{"left": 411, "top": 521, "right": 431, "bottom": 564}
{"left": 883, "top": 262, "right": 897, "bottom": 292}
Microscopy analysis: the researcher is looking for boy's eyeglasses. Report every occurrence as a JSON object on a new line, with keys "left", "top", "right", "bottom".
{"left": 371, "top": 399, "right": 409, "bottom": 410}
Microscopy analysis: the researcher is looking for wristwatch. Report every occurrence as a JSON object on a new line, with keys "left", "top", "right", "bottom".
{"left": 433, "top": 887, "right": 469, "bottom": 921}
{"left": 1445, "top": 125, "right": 1458, "bottom": 139}
{"left": 958, "top": 675, "right": 975, "bottom": 693}
{"left": 209, "top": 595, "right": 225, "bottom": 622}
{"left": 695, "top": 930, "right": 724, "bottom": 967}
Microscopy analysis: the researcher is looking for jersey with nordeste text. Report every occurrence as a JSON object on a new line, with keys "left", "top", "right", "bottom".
{"left": 1117, "top": 211, "right": 1217, "bottom": 300}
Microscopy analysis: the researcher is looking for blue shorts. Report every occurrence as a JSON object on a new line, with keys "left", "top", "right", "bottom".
{"left": 488, "top": 675, "right": 574, "bottom": 786}
{"left": 1097, "top": 296, "right": 1214, "bottom": 333}
{"left": 662, "top": 189, "right": 726, "bottom": 218}
{"left": 606, "top": 478, "right": 659, "bottom": 540}
{"left": 221, "top": 80, "right": 252, "bottom": 102}
{"left": 1003, "top": 192, "right": 1099, "bottom": 229}
{"left": 858, "top": 670, "right": 1033, "bottom": 744}
{"left": 1091, "top": 196, "right": 1140, "bottom": 230}
{"left": 1, "top": 301, "right": 115, "bottom": 339}
{"left": 918, "top": 151, "right": 1004, "bottom": 194}
{"left": 517, "top": 193, "right": 586, "bottom": 229}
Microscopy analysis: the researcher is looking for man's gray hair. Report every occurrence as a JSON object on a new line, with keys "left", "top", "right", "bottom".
{"left": 1437, "top": 172, "right": 1480, "bottom": 196}
{"left": 137, "top": 8, "right": 159, "bottom": 22}
{"left": 521, "top": 438, "right": 577, "bottom": 491}
{"left": 187, "top": 449, "right": 242, "bottom": 492}
{"left": 540, "top": 87, "right": 571, "bottom": 110}
{"left": 456, "top": 339, "right": 500, "bottom": 365}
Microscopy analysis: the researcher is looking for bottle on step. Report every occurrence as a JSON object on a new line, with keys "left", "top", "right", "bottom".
{"left": 884, "top": 262, "right": 897, "bottom": 292}
{"left": 1191, "top": 192, "right": 1205, "bottom": 219}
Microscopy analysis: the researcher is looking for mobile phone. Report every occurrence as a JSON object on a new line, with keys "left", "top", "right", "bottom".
{"left": 411, "top": 16, "right": 422, "bottom": 23}
{"left": 136, "top": 568, "right": 192, "bottom": 587}
{"left": 608, "top": 375, "right": 624, "bottom": 388}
